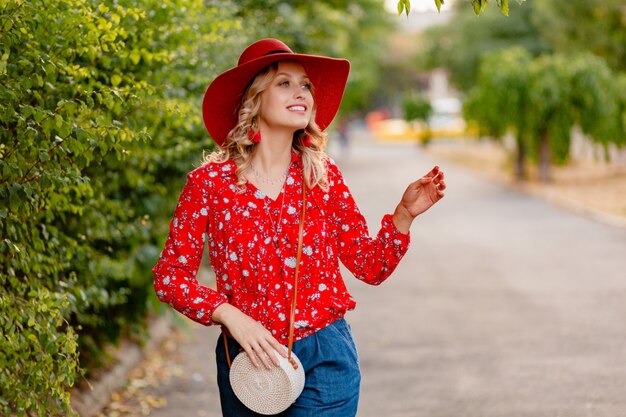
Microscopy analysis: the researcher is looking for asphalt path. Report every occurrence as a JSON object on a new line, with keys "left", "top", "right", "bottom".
{"left": 145, "top": 140, "right": 626, "bottom": 417}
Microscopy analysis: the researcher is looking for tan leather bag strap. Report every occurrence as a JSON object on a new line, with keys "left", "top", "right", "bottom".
{"left": 287, "top": 181, "right": 306, "bottom": 368}
{"left": 224, "top": 182, "right": 306, "bottom": 370}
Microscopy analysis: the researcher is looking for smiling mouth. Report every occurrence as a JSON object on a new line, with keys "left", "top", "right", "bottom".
{"left": 287, "top": 105, "right": 307, "bottom": 112}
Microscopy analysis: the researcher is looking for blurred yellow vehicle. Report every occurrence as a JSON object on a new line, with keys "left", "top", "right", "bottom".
{"left": 371, "top": 118, "right": 414, "bottom": 140}
{"left": 372, "top": 98, "right": 478, "bottom": 142}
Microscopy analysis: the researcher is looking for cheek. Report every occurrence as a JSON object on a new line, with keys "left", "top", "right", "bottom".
{"left": 259, "top": 94, "right": 270, "bottom": 112}
{"left": 306, "top": 94, "right": 315, "bottom": 110}
{"left": 260, "top": 93, "right": 280, "bottom": 116}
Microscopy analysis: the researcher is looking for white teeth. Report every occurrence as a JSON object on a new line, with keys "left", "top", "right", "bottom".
{"left": 288, "top": 106, "right": 306, "bottom": 111}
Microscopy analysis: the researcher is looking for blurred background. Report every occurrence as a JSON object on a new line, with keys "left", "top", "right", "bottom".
{"left": 1, "top": 0, "right": 625, "bottom": 416}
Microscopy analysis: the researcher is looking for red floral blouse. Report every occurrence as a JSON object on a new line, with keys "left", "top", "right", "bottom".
{"left": 152, "top": 151, "right": 410, "bottom": 344}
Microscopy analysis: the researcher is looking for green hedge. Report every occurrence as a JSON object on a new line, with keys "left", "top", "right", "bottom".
{"left": 0, "top": 0, "right": 238, "bottom": 414}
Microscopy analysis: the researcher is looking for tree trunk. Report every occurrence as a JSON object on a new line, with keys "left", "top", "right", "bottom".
{"left": 538, "top": 129, "right": 551, "bottom": 182}
{"left": 515, "top": 133, "right": 526, "bottom": 181}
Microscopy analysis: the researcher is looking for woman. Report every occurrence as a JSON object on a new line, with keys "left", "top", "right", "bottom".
{"left": 153, "top": 38, "right": 445, "bottom": 416}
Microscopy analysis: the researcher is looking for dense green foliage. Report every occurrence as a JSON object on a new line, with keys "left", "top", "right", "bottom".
{"left": 0, "top": 0, "right": 238, "bottom": 414}
{"left": 403, "top": 93, "right": 432, "bottom": 122}
{"left": 415, "top": 0, "right": 626, "bottom": 180}
{"left": 533, "top": 0, "right": 626, "bottom": 73}
{"left": 423, "top": 0, "right": 626, "bottom": 90}
{"left": 419, "top": 0, "right": 548, "bottom": 90}
{"left": 0, "top": 0, "right": 393, "bottom": 414}
{"left": 463, "top": 48, "right": 532, "bottom": 179}
{"left": 233, "top": 0, "right": 393, "bottom": 114}
{"left": 465, "top": 49, "right": 622, "bottom": 180}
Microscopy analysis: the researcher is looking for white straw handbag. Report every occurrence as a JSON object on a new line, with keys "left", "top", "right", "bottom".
{"left": 223, "top": 183, "right": 307, "bottom": 415}
{"left": 229, "top": 345, "right": 305, "bottom": 414}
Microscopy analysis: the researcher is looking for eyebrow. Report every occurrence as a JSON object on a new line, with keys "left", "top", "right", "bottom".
{"left": 275, "top": 72, "right": 310, "bottom": 81}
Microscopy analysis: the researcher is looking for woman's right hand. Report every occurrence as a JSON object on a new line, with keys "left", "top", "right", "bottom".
{"left": 213, "top": 303, "right": 287, "bottom": 369}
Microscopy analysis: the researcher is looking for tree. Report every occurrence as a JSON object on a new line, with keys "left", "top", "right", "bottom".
{"left": 403, "top": 93, "right": 433, "bottom": 122}
{"left": 417, "top": 0, "right": 548, "bottom": 91}
{"left": 464, "top": 47, "right": 533, "bottom": 180}
{"left": 230, "top": 0, "right": 393, "bottom": 114}
{"left": 532, "top": 0, "right": 626, "bottom": 73}
{"left": 465, "top": 49, "right": 621, "bottom": 181}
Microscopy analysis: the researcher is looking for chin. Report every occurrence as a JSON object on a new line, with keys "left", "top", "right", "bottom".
{"left": 286, "top": 122, "right": 309, "bottom": 131}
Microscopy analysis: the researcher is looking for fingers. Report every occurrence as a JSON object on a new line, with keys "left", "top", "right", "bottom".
{"left": 243, "top": 344, "right": 262, "bottom": 368}
{"left": 246, "top": 343, "right": 273, "bottom": 370}
{"left": 421, "top": 168, "right": 446, "bottom": 200}
{"left": 269, "top": 337, "right": 289, "bottom": 358}
{"left": 437, "top": 178, "right": 446, "bottom": 192}
{"left": 417, "top": 167, "right": 444, "bottom": 188}
{"left": 242, "top": 338, "right": 286, "bottom": 370}
{"left": 434, "top": 174, "right": 446, "bottom": 199}
{"left": 425, "top": 165, "right": 440, "bottom": 179}
{"left": 433, "top": 168, "right": 444, "bottom": 182}
{"left": 239, "top": 331, "right": 289, "bottom": 369}
{"left": 259, "top": 337, "right": 288, "bottom": 367}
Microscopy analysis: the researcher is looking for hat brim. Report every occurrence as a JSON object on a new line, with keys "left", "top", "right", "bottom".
{"left": 202, "top": 52, "right": 350, "bottom": 146}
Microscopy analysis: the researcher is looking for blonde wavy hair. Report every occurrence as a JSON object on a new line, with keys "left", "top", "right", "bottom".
{"left": 205, "top": 61, "right": 330, "bottom": 191}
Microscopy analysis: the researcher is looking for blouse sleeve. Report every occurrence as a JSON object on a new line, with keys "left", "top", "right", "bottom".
{"left": 152, "top": 168, "right": 228, "bottom": 326}
{"left": 328, "top": 161, "right": 410, "bottom": 285}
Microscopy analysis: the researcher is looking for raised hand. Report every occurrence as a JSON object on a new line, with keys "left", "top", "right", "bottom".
{"left": 393, "top": 166, "right": 446, "bottom": 233}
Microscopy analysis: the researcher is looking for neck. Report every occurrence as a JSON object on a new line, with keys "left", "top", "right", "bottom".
{"left": 251, "top": 129, "right": 294, "bottom": 176}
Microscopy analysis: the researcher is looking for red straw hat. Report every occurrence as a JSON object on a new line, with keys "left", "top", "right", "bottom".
{"left": 202, "top": 38, "right": 350, "bottom": 146}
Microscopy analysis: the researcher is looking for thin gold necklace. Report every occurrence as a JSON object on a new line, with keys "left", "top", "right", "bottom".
{"left": 250, "top": 162, "right": 291, "bottom": 186}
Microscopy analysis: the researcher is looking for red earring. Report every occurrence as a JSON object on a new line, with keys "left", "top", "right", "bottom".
{"left": 303, "top": 133, "right": 313, "bottom": 147}
{"left": 249, "top": 129, "right": 261, "bottom": 143}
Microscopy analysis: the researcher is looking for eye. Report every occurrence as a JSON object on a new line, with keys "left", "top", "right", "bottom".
{"left": 302, "top": 82, "right": 312, "bottom": 91}
{"left": 278, "top": 80, "right": 290, "bottom": 87}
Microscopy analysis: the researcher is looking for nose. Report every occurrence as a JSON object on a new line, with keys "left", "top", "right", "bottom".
{"left": 293, "top": 87, "right": 305, "bottom": 100}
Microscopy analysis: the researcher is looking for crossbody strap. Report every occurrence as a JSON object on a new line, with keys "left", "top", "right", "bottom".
{"left": 287, "top": 181, "right": 306, "bottom": 368}
{"left": 224, "top": 181, "right": 306, "bottom": 370}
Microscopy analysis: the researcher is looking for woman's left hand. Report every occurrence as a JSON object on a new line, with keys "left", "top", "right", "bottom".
{"left": 393, "top": 165, "right": 446, "bottom": 233}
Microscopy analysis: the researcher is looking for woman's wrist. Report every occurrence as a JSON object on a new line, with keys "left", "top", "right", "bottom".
{"left": 392, "top": 204, "right": 414, "bottom": 234}
{"left": 212, "top": 302, "right": 238, "bottom": 326}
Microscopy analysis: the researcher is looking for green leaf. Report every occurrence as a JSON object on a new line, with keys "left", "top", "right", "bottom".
{"left": 111, "top": 74, "right": 122, "bottom": 87}
{"left": 0, "top": 51, "right": 9, "bottom": 76}
{"left": 33, "top": 109, "right": 46, "bottom": 123}
{"left": 498, "top": 0, "right": 509, "bottom": 16}
{"left": 130, "top": 49, "right": 141, "bottom": 65}
{"left": 472, "top": 0, "right": 487, "bottom": 15}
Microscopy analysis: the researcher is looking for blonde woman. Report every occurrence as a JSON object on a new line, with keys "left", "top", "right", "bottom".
{"left": 153, "top": 38, "right": 445, "bottom": 416}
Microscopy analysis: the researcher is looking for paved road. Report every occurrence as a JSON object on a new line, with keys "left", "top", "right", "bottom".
{"left": 144, "top": 140, "right": 626, "bottom": 417}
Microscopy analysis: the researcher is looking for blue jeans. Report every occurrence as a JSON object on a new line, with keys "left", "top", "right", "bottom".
{"left": 216, "top": 318, "right": 361, "bottom": 417}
